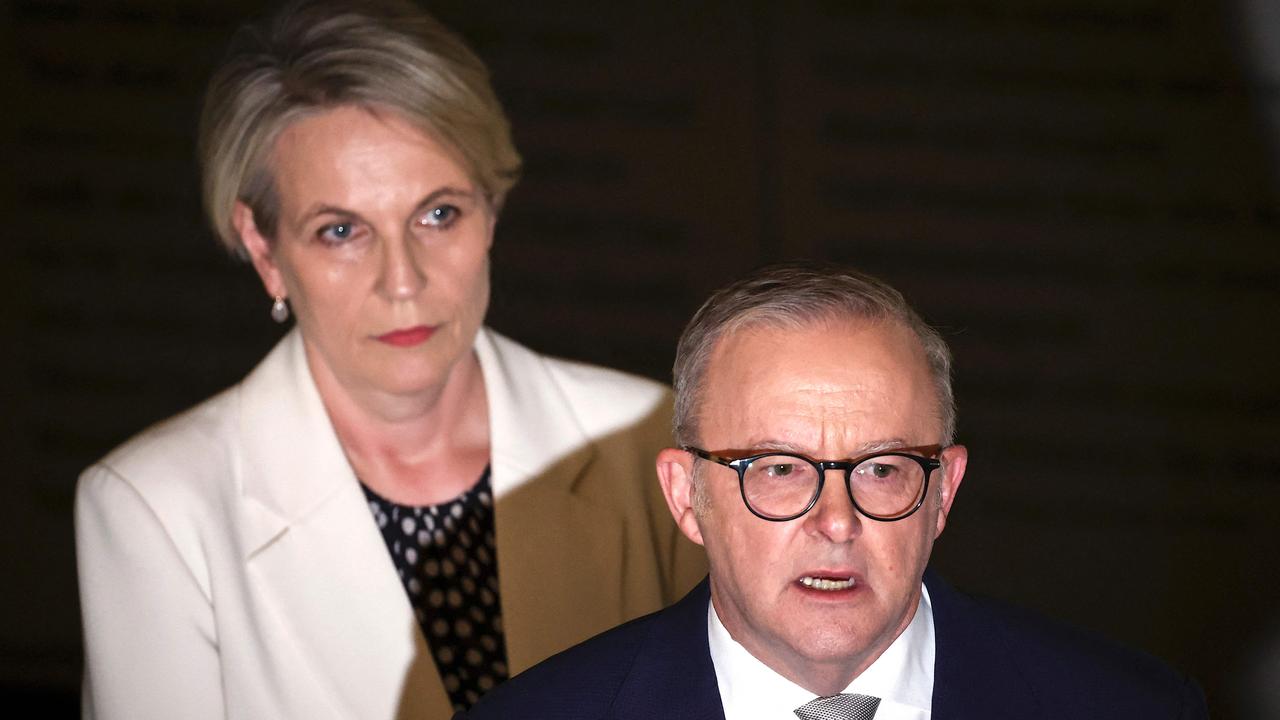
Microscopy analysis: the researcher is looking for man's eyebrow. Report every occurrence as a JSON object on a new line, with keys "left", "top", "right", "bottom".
{"left": 741, "top": 439, "right": 810, "bottom": 454}
{"left": 739, "top": 438, "right": 911, "bottom": 457}
{"left": 851, "top": 438, "right": 911, "bottom": 456}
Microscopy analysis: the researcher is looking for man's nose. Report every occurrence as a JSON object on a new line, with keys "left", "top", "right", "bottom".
{"left": 803, "top": 469, "right": 862, "bottom": 543}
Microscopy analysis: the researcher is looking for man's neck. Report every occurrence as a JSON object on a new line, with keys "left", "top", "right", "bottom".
{"left": 710, "top": 585, "right": 922, "bottom": 695}
{"left": 707, "top": 586, "right": 936, "bottom": 718}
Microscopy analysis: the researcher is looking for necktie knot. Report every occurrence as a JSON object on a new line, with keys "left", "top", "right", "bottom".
{"left": 794, "top": 692, "right": 881, "bottom": 720}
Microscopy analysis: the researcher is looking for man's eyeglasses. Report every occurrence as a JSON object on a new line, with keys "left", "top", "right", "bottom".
{"left": 682, "top": 446, "right": 943, "bottom": 522}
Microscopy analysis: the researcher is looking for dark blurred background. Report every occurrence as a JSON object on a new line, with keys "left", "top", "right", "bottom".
{"left": 6, "top": 0, "right": 1279, "bottom": 717}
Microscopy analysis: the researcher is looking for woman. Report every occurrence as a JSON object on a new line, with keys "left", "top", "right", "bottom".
{"left": 74, "top": 2, "right": 704, "bottom": 718}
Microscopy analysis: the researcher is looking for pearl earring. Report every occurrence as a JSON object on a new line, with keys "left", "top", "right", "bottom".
{"left": 270, "top": 296, "right": 290, "bottom": 323}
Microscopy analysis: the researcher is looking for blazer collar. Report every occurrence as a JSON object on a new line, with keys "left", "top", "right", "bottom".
{"left": 474, "top": 329, "right": 636, "bottom": 672}
{"left": 233, "top": 327, "right": 603, "bottom": 554}
{"left": 230, "top": 327, "right": 627, "bottom": 685}
{"left": 927, "top": 569, "right": 1042, "bottom": 719}
{"left": 234, "top": 329, "right": 354, "bottom": 555}
{"left": 231, "top": 329, "right": 452, "bottom": 716}
{"left": 473, "top": 327, "right": 594, "bottom": 500}
{"left": 614, "top": 578, "right": 726, "bottom": 720}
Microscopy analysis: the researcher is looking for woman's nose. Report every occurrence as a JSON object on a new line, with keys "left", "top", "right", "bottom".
{"left": 378, "top": 234, "right": 427, "bottom": 299}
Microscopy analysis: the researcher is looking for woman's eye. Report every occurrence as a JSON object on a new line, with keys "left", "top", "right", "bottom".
{"left": 419, "top": 204, "right": 459, "bottom": 228}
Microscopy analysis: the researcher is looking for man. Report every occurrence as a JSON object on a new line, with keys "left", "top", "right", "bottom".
{"left": 463, "top": 263, "right": 1207, "bottom": 719}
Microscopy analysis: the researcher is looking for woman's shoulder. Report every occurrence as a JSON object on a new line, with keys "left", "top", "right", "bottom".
{"left": 479, "top": 328, "right": 671, "bottom": 425}
{"left": 82, "top": 331, "right": 303, "bottom": 498}
{"left": 543, "top": 354, "right": 669, "bottom": 406}
{"left": 80, "top": 384, "right": 242, "bottom": 503}
{"left": 480, "top": 328, "right": 668, "bottom": 396}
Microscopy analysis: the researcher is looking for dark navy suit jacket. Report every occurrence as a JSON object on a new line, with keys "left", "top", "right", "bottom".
{"left": 462, "top": 570, "right": 1207, "bottom": 719}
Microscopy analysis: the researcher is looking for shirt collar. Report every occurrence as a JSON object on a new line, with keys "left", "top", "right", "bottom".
{"left": 707, "top": 584, "right": 935, "bottom": 719}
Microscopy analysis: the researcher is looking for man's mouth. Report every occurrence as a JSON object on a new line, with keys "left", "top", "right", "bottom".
{"left": 799, "top": 576, "right": 856, "bottom": 591}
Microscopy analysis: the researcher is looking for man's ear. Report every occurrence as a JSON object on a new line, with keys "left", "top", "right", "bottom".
{"left": 933, "top": 444, "right": 968, "bottom": 539}
{"left": 656, "top": 447, "right": 705, "bottom": 546}
{"left": 233, "top": 201, "right": 287, "bottom": 299}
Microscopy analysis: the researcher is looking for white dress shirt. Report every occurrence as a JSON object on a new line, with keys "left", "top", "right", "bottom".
{"left": 708, "top": 584, "right": 935, "bottom": 720}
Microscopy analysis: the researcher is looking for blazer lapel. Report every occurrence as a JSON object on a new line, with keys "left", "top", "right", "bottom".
{"left": 927, "top": 570, "right": 1041, "bottom": 719}
{"left": 234, "top": 331, "right": 350, "bottom": 554}
{"left": 475, "top": 329, "right": 632, "bottom": 673}
{"left": 614, "top": 579, "right": 726, "bottom": 720}
{"left": 232, "top": 331, "right": 452, "bottom": 718}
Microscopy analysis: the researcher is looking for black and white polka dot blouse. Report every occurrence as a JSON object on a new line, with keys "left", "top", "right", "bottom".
{"left": 361, "top": 468, "right": 509, "bottom": 711}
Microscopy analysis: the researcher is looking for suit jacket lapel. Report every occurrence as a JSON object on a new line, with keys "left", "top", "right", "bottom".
{"left": 927, "top": 569, "right": 1041, "bottom": 719}
{"left": 475, "top": 329, "right": 631, "bottom": 672}
{"left": 233, "top": 331, "right": 452, "bottom": 718}
{"left": 610, "top": 572, "right": 1062, "bottom": 720}
{"left": 614, "top": 578, "right": 725, "bottom": 720}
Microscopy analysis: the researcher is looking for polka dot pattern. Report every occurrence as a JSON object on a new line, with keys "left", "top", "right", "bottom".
{"left": 362, "top": 468, "right": 508, "bottom": 711}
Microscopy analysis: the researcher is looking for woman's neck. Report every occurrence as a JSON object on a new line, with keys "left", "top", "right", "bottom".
{"left": 307, "top": 344, "right": 491, "bottom": 506}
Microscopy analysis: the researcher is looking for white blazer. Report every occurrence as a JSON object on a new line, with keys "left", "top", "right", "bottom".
{"left": 76, "top": 328, "right": 706, "bottom": 719}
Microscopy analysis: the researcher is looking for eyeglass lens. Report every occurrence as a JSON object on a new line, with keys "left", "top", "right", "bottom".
{"left": 742, "top": 454, "right": 927, "bottom": 519}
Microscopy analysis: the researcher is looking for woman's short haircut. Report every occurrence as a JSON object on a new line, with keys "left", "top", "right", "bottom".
{"left": 198, "top": 0, "right": 522, "bottom": 254}
{"left": 672, "top": 261, "right": 957, "bottom": 447}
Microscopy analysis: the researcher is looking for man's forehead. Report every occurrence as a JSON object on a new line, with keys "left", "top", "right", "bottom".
{"left": 698, "top": 317, "right": 937, "bottom": 442}
{"left": 722, "top": 435, "right": 916, "bottom": 456}
{"left": 706, "top": 315, "right": 923, "bottom": 379}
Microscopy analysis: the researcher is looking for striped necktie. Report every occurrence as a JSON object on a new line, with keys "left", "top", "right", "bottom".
{"left": 794, "top": 693, "right": 881, "bottom": 720}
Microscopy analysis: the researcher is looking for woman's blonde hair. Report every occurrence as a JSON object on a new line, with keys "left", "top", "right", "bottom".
{"left": 198, "top": 0, "right": 522, "bottom": 254}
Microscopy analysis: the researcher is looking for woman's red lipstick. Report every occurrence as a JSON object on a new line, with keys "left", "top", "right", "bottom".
{"left": 376, "top": 325, "right": 435, "bottom": 347}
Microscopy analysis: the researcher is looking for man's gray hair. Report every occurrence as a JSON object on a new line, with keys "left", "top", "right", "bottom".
{"left": 672, "top": 261, "right": 956, "bottom": 447}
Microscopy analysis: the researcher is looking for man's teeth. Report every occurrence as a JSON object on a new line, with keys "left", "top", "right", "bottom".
{"left": 800, "top": 576, "right": 855, "bottom": 591}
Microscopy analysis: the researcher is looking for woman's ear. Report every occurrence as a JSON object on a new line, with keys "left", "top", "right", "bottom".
{"left": 233, "top": 201, "right": 286, "bottom": 298}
